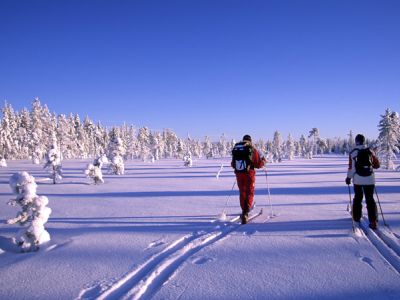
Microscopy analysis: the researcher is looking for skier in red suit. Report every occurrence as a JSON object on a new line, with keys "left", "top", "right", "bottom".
{"left": 231, "top": 135, "right": 266, "bottom": 224}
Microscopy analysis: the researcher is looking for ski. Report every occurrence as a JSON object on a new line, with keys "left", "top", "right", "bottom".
{"left": 246, "top": 208, "right": 263, "bottom": 224}
{"left": 221, "top": 208, "right": 264, "bottom": 224}
{"left": 352, "top": 220, "right": 364, "bottom": 237}
{"left": 231, "top": 208, "right": 263, "bottom": 225}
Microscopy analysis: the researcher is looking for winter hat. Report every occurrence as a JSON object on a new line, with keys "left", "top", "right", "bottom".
{"left": 243, "top": 134, "right": 252, "bottom": 142}
{"left": 355, "top": 134, "right": 365, "bottom": 145}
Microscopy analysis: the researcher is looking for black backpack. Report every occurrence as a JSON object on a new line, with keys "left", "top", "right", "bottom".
{"left": 353, "top": 148, "right": 373, "bottom": 177}
{"left": 232, "top": 142, "right": 253, "bottom": 172}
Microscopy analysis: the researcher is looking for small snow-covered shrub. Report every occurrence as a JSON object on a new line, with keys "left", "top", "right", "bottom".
{"left": 109, "top": 154, "right": 125, "bottom": 175}
{"left": 183, "top": 153, "right": 193, "bottom": 167}
{"left": 7, "top": 172, "right": 52, "bottom": 252}
{"left": 43, "top": 145, "right": 62, "bottom": 184}
{"left": 85, "top": 155, "right": 108, "bottom": 184}
{"left": 0, "top": 158, "right": 7, "bottom": 167}
{"left": 32, "top": 157, "right": 40, "bottom": 165}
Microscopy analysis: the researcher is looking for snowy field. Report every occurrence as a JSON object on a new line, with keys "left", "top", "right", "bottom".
{"left": 1, "top": 156, "right": 400, "bottom": 300}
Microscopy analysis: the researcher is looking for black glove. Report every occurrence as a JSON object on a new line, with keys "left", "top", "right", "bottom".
{"left": 345, "top": 177, "right": 351, "bottom": 185}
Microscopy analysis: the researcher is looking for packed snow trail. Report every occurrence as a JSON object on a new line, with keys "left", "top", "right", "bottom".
{"left": 348, "top": 203, "right": 400, "bottom": 274}
{"left": 77, "top": 210, "right": 266, "bottom": 300}
{"left": 353, "top": 217, "right": 400, "bottom": 274}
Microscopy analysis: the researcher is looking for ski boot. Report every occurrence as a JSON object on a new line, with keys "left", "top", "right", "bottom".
{"left": 241, "top": 211, "right": 249, "bottom": 224}
{"left": 369, "top": 220, "right": 377, "bottom": 230}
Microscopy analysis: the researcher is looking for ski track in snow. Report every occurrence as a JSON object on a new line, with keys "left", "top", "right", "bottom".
{"left": 77, "top": 210, "right": 266, "bottom": 300}
{"left": 350, "top": 212, "right": 400, "bottom": 275}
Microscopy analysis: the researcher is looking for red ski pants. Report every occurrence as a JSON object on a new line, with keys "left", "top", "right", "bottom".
{"left": 236, "top": 170, "right": 256, "bottom": 213}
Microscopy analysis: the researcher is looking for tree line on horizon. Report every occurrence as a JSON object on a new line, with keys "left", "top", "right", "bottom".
{"left": 0, "top": 98, "right": 399, "bottom": 169}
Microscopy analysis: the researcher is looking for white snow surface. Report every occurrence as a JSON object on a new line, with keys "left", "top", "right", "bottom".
{"left": 0, "top": 156, "right": 400, "bottom": 300}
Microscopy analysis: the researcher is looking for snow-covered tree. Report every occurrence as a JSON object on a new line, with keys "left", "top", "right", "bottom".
{"left": 255, "top": 139, "right": 266, "bottom": 156}
{"left": 297, "top": 135, "right": 306, "bottom": 158}
{"left": 85, "top": 155, "right": 108, "bottom": 184}
{"left": 0, "top": 157, "right": 7, "bottom": 167}
{"left": 83, "top": 115, "right": 96, "bottom": 158}
{"left": 317, "top": 138, "right": 328, "bottom": 154}
{"left": 218, "top": 134, "right": 228, "bottom": 157}
{"left": 308, "top": 127, "right": 320, "bottom": 157}
{"left": 176, "top": 138, "right": 186, "bottom": 158}
{"left": 73, "top": 114, "right": 88, "bottom": 158}
{"left": 41, "top": 104, "right": 56, "bottom": 149}
{"left": 183, "top": 152, "right": 193, "bottom": 167}
{"left": 347, "top": 130, "right": 355, "bottom": 153}
{"left": 7, "top": 172, "right": 52, "bottom": 252}
{"left": 122, "top": 124, "right": 136, "bottom": 160}
{"left": 137, "top": 127, "right": 151, "bottom": 161}
{"left": 272, "top": 131, "right": 283, "bottom": 162}
{"left": 56, "top": 114, "right": 71, "bottom": 159}
{"left": 16, "top": 108, "right": 31, "bottom": 159}
{"left": 108, "top": 128, "right": 126, "bottom": 175}
{"left": 286, "top": 134, "right": 295, "bottom": 160}
{"left": 1, "top": 101, "right": 18, "bottom": 159}
{"left": 377, "top": 109, "right": 400, "bottom": 170}
{"left": 30, "top": 98, "right": 46, "bottom": 163}
{"left": 94, "top": 122, "right": 108, "bottom": 158}
{"left": 203, "top": 136, "right": 213, "bottom": 159}
{"left": 43, "top": 144, "right": 63, "bottom": 184}
{"left": 149, "top": 131, "right": 161, "bottom": 161}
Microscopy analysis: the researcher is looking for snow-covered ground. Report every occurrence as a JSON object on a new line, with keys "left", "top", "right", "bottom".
{"left": 0, "top": 156, "right": 399, "bottom": 300}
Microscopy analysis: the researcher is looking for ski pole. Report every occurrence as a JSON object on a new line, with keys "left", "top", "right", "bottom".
{"left": 219, "top": 180, "right": 236, "bottom": 220}
{"left": 347, "top": 184, "right": 355, "bottom": 232}
{"left": 374, "top": 186, "right": 388, "bottom": 226}
{"left": 263, "top": 168, "right": 274, "bottom": 217}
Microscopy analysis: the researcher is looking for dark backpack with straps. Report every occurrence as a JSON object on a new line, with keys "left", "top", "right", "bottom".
{"left": 353, "top": 148, "right": 373, "bottom": 177}
{"left": 232, "top": 142, "right": 253, "bottom": 172}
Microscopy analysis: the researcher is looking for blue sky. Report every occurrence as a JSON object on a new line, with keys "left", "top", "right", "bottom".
{"left": 1, "top": 0, "right": 399, "bottom": 141}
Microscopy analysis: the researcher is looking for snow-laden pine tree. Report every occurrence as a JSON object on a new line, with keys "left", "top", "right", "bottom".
{"left": 317, "top": 138, "right": 328, "bottom": 154}
{"left": 377, "top": 108, "right": 400, "bottom": 170}
{"left": 137, "top": 127, "right": 151, "bottom": 161}
{"left": 308, "top": 127, "right": 320, "bottom": 157}
{"left": 41, "top": 104, "right": 57, "bottom": 150}
{"left": 286, "top": 134, "right": 295, "bottom": 160}
{"left": 85, "top": 155, "right": 108, "bottom": 184}
{"left": 154, "top": 132, "right": 165, "bottom": 160}
{"left": 1, "top": 101, "right": 18, "bottom": 159}
{"left": 43, "top": 143, "right": 63, "bottom": 184}
{"left": 149, "top": 131, "right": 161, "bottom": 161}
{"left": 122, "top": 124, "right": 136, "bottom": 160}
{"left": 190, "top": 139, "right": 202, "bottom": 158}
{"left": 94, "top": 121, "right": 108, "bottom": 158}
{"left": 183, "top": 151, "right": 193, "bottom": 167}
{"left": 203, "top": 136, "right": 213, "bottom": 159}
{"left": 255, "top": 139, "right": 266, "bottom": 156}
{"left": 218, "top": 134, "right": 228, "bottom": 158}
{"left": 272, "top": 131, "right": 283, "bottom": 162}
{"left": 7, "top": 172, "right": 52, "bottom": 252}
{"left": 83, "top": 115, "right": 96, "bottom": 157}
{"left": 108, "top": 128, "right": 126, "bottom": 175}
{"left": 56, "top": 114, "right": 71, "bottom": 159}
{"left": 176, "top": 138, "right": 186, "bottom": 158}
{"left": 165, "top": 129, "right": 179, "bottom": 158}
{"left": 297, "top": 135, "right": 306, "bottom": 158}
{"left": 30, "top": 98, "right": 46, "bottom": 163}
{"left": 17, "top": 108, "right": 31, "bottom": 159}
{"left": 73, "top": 114, "right": 89, "bottom": 158}
{"left": 346, "top": 130, "right": 355, "bottom": 154}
